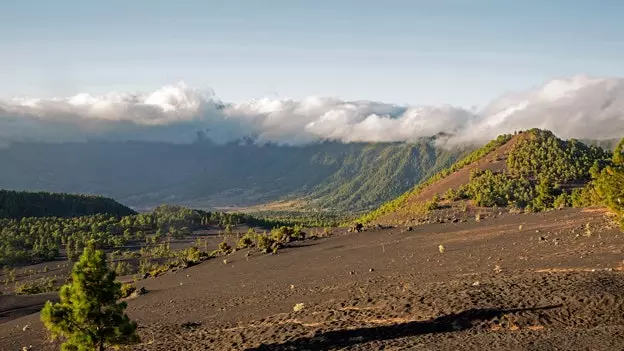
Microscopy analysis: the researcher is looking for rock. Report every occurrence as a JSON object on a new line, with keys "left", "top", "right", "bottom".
{"left": 406, "top": 226, "right": 413, "bottom": 231}
{"left": 348, "top": 271, "right": 355, "bottom": 275}
{"left": 369, "top": 268, "right": 375, "bottom": 272}
{"left": 472, "top": 281, "right": 480, "bottom": 286}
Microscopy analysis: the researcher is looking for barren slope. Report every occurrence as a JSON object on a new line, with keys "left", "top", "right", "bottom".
{"left": 1, "top": 208, "right": 623, "bottom": 350}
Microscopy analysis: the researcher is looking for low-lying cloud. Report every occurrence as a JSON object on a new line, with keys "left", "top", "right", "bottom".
{"left": 1, "top": 75, "right": 623, "bottom": 147}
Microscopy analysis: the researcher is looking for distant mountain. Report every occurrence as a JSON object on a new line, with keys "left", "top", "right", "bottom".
{"left": 0, "top": 189, "right": 136, "bottom": 219}
{"left": 0, "top": 139, "right": 469, "bottom": 212}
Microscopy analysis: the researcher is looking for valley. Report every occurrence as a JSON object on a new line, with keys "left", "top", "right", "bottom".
{"left": 0, "top": 129, "right": 623, "bottom": 350}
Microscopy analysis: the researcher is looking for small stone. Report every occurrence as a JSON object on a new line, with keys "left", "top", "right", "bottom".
{"left": 369, "top": 268, "right": 375, "bottom": 272}
{"left": 472, "top": 281, "right": 480, "bottom": 286}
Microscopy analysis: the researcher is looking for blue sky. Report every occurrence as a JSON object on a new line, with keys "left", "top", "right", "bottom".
{"left": 1, "top": 0, "right": 623, "bottom": 107}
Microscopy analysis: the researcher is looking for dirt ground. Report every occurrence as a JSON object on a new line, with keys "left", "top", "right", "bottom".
{"left": 1, "top": 208, "right": 623, "bottom": 350}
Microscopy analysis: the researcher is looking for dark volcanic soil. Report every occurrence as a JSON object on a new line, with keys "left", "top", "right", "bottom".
{"left": 2, "top": 208, "right": 623, "bottom": 350}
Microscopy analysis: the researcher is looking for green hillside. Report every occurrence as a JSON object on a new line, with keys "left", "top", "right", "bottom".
{"left": 0, "top": 190, "right": 136, "bottom": 219}
{"left": 304, "top": 142, "right": 466, "bottom": 211}
{"left": 360, "top": 130, "right": 617, "bottom": 224}
{"left": 0, "top": 140, "right": 468, "bottom": 212}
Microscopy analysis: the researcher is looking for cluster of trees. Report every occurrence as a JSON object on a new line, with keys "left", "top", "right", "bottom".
{"left": 455, "top": 170, "right": 588, "bottom": 212}
{"left": 0, "top": 203, "right": 299, "bottom": 267}
{"left": 451, "top": 130, "right": 613, "bottom": 212}
{"left": 458, "top": 170, "right": 534, "bottom": 208}
{"left": 507, "top": 129, "right": 610, "bottom": 183}
{"left": 450, "top": 131, "right": 623, "bottom": 216}
{"left": 359, "top": 129, "right": 623, "bottom": 225}
{"left": 0, "top": 190, "right": 136, "bottom": 219}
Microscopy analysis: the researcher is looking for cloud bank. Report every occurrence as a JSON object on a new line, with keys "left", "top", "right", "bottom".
{"left": 1, "top": 75, "right": 623, "bottom": 147}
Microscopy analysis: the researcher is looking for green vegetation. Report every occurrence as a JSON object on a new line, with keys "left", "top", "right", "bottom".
{"left": 0, "top": 189, "right": 135, "bottom": 219}
{"left": 588, "top": 138, "right": 624, "bottom": 227}
{"left": 14, "top": 277, "right": 57, "bottom": 295}
{"left": 0, "top": 139, "right": 469, "bottom": 213}
{"left": 0, "top": 203, "right": 306, "bottom": 266}
{"left": 459, "top": 170, "right": 534, "bottom": 208}
{"left": 507, "top": 129, "right": 609, "bottom": 182}
{"left": 458, "top": 130, "right": 611, "bottom": 212}
{"left": 359, "top": 130, "right": 617, "bottom": 223}
{"left": 239, "top": 210, "right": 348, "bottom": 228}
{"left": 41, "top": 242, "right": 139, "bottom": 351}
{"left": 358, "top": 134, "right": 512, "bottom": 223}
{"left": 306, "top": 141, "right": 464, "bottom": 211}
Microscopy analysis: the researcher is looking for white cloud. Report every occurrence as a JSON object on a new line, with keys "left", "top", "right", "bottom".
{"left": 0, "top": 75, "right": 622, "bottom": 147}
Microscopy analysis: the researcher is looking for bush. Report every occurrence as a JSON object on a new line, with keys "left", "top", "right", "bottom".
{"left": 218, "top": 241, "right": 232, "bottom": 255}
{"left": 553, "top": 193, "right": 570, "bottom": 209}
{"left": 14, "top": 277, "right": 57, "bottom": 295}
{"left": 270, "top": 226, "right": 303, "bottom": 243}
{"left": 256, "top": 234, "right": 278, "bottom": 253}
{"left": 237, "top": 230, "right": 256, "bottom": 249}
{"left": 120, "top": 283, "right": 136, "bottom": 298}
{"left": 424, "top": 199, "right": 439, "bottom": 211}
{"left": 111, "top": 261, "right": 133, "bottom": 276}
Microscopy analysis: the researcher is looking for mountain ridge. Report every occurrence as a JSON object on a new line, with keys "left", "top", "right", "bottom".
{"left": 0, "top": 139, "right": 469, "bottom": 213}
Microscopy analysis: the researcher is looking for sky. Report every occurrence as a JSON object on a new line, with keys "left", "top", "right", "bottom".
{"left": 2, "top": 0, "right": 624, "bottom": 108}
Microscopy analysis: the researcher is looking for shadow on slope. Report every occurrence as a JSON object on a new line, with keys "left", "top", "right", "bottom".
{"left": 247, "top": 305, "right": 562, "bottom": 351}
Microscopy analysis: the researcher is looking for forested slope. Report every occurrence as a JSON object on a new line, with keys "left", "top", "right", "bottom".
{"left": 0, "top": 140, "right": 467, "bottom": 212}
{"left": 362, "top": 129, "right": 616, "bottom": 224}
{"left": 0, "top": 190, "right": 136, "bottom": 219}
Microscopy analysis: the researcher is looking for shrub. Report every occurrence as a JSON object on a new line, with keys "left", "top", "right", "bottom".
{"left": 120, "top": 283, "right": 136, "bottom": 298}
{"left": 424, "top": 199, "right": 439, "bottom": 211}
{"left": 15, "top": 277, "right": 57, "bottom": 295}
{"left": 256, "top": 234, "right": 277, "bottom": 253}
{"left": 111, "top": 261, "right": 133, "bottom": 276}
{"left": 218, "top": 241, "right": 232, "bottom": 255}
{"left": 178, "top": 246, "right": 208, "bottom": 265}
{"left": 553, "top": 193, "right": 570, "bottom": 209}
{"left": 270, "top": 226, "right": 298, "bottom": 243}
{"left": 237, "top": 231, "right": 256, "bottom": 249}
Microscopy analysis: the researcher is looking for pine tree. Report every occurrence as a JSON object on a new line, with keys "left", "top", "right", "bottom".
{"left": 533, "top": 177, "right": 555, "bottom": 211}
{"left": 593, "top": 138, "right": 624, "bottom": 227}
{"left": 41, "top": 241, "right": 139, "bottom": 351}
